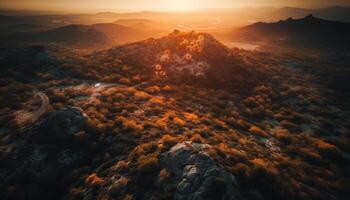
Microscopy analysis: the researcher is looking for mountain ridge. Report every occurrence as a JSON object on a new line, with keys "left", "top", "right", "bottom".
{"left": 230, "top": 15, "right": 350, "bottom": 49}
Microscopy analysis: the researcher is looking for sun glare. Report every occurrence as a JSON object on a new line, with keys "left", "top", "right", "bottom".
{"left": 160, "top": 0, "right": 198, "bottom": 11}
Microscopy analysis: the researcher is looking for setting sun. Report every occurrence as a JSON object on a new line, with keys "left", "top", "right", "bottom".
{"left": 151, "top": 0, "right": 198, "bottom": 11}
{"left": 1, "top": 0, "right": 350, "bottom": 12}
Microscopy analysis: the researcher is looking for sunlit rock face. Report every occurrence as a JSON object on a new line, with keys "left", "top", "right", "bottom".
{"left": 161, "top": 142, "right": 240, "bottom": 200}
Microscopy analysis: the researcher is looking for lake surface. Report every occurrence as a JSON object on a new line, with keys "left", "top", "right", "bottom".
{"left": 225, "top": 42, "right": 259, "bottom": 51}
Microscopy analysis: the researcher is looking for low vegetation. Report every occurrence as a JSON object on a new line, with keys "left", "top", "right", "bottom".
{"left": 0, "top": 32, "right": 349, "bottom": 200}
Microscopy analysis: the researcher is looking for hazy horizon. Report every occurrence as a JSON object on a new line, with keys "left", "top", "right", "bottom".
{"left": 1, "top": 0, "right": 350, "bottom": 13}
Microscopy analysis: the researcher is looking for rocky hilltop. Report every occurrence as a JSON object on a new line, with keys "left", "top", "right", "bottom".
{"left": 92, "top": 30, "right": 268, "bottom": 91}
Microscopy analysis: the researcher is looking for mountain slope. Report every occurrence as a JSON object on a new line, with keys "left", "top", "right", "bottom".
{"left": 92, "top": 30, "right": 268, "bottom": 91}
{"left": 91, "top": 23, "right": 147, "bottom": 43}
{"left": 231, "top": 15, "right": 350, "bottom": 49}
{"left": 275, "top": 6, "right": 350, "bottom": 22}
{"left": 0, "top": 23, "right": 147, "bottom": 47}
{"left": 0, "top": 24, "right": 108, "bottom": 47}
{"left": 1, "top": 31, "right": 350, "bottom": 200}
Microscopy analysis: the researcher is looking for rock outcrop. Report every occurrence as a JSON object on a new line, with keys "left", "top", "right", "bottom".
{"left": 36, "top": 106, "right": 88, "bottom": 141}
{"left": 161, "top": 142, "right": 240, "bottom": 200}
{"left": 1, "top": 106, "right": 89, "bottom": 200}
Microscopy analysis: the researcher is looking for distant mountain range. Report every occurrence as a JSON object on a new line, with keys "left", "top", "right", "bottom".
{"left": 1, "top": 6, "right": 349, "bottom": 49}
{"left": 114, "top": 19, "right": 170, "bottom": 32}
{"left": 229, "top": 15, "right": 350, "bottom": 49}
{"left": 0, "top": 23, "right": 147, "bottom": 47}
{"left": 1, "top": 6, "right": 350, "bottom": 31}
{"left": 274, "top": 6, "right": 350, "bottom": 22}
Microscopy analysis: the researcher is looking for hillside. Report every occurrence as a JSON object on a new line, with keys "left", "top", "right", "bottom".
{"left": 113, "top": 19, "right": 172, "bottom": 36}
{"left": 230, "top": 15, "right": 350, "bottom": 49}
{"left": 92, "top": 30, "right": 268, "bottom": 91}
{"left": 0, "top": 31, "right": 349, "bottom": 200}
{"left": 91, "top": 23, "right": 148, "bottom": 43}
{"left": 0, "top": 23, "right": 148, "bottom": 48}
{"left": 0, "top": 24, "right": 108, "bottom": 47}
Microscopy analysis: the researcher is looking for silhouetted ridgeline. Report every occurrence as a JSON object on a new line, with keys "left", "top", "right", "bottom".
{"left": 231, "top": 15, "right": 350, "bottom": 49}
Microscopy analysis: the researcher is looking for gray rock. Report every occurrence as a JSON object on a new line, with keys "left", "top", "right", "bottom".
{"left": 38, "top": 106, "right": 88, "bottom": 140}
{"left": 161, "top": 141, "right": 240, "bottom": 200}
{"left": 0, "top": 106, "right": 89, "bottom": 200}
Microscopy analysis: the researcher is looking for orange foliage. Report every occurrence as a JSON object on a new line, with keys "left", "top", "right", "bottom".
{"left": 190, "top": 134, "right": 204, "bottom": 143}
{"left": 116, "top": 116, "right": 143, "bottom": 131}
{"left": 149, "top": 97, "right": 164, "bottom": 105}
{"left": 85, "top": 173, "right": 105, "bottom": 186}
{"left": 134, "top": 91, "right": 151, "bottom": 100}
{"left": 145, "top": 86, "right": 160, "bottom": 94}
{"left": 249, "top": 126, "right": 269, "bottom": 137}
{"left": 183, "top": 112, "right": 199, "bottom": 123}
{"left": 174, "top": 117, "right": 186, "bottom": 126}
{"left": 161, "top": 134, "right": 181, "bottom": 148}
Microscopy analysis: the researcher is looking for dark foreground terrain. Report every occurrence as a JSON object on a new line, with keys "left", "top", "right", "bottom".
{"left": 0, "top": 31, "right": 349, "bottom": 200}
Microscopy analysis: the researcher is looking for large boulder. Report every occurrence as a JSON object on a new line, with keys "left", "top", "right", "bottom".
{"left": 161, "top": 142, "right": 240, "bottom": 200}
{"left": 37, "top": 106, "right": 88, "bottom": 141}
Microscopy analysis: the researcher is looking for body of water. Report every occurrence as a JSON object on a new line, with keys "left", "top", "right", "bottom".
{"left": 225, "top": 42, "right": 259, "bottom": 51}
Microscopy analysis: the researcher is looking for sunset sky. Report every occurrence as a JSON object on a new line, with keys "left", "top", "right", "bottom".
{"left": 1, "top": 0, "right": 349, "bottom": 12}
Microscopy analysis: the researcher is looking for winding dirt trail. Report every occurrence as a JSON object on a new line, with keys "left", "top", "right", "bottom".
{"left": 15, "top": 91, "right": 49, "bottom": 125}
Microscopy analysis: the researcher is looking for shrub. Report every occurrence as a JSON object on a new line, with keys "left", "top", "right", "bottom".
{"left": 149, "top": 97, "right": 164, "bottom": 105}
{"left": 161, "top": 134, "right": 180, "bottom": 149}
{"left": 123, "top": 194, "right": 134, "bottom": 200}
{"left": 190, "top": 134, "right": 204, "bottom": 143}
{"left": 129, "top": 142, "right": 159, "bottom": 160}
{"left": 212, "top": 118, "right": 228, "bottom": 130}
{"left": 113, "top": 93, "right": 126, "bottom": 100}
{"left": 131, "top": 74, "right": 142, "bottom": 83}
{"left": 50, "top": 90, "right": 67, "bottom": 102}
{"left": 134, "top": 91, "right": 151, "bottom": 101}
{"left": 136, "top": 156, "right": 160, "bottom": 187}
{"left": 215, "top": 143, "right": 247, "bottom": 162}
{"left": 272, "top": 128, "right": 291, "bottom": 144}
{"left": 249, "top": 126, "right": 269, "bottom": 137}
{"left": 119, "top": 77, "right": 131, "bottom": 85}
{"left": 162, "top": 85, "right": 174, "bottom": 92}
{"left": 281, "top": 120, "right": 301, "bottom": 132}
{"left": 145, "top": 86, "right": 160, "bottom": 94}
{"left": 174, "top": 117, "right": 186, "bottom": 127}
{"left": 116, "top": 116, "right": 143, "bottom": 131}
{"left": 85, "top": 173, "right": 105, "bottom": 186}
{"left": 126, "top": 87, "right": 137, "bottom": 95}
{"left": 183, "top": 112, "right": 199, "bottom": 123}
{"left": 233, "top": 163, "right": 252, "bottom": 185}
{"left": 314, "top": 139, "right": 342, "bottom": 159}
{"left": 159, "top": 168, "right": 170, "bottom": 182}
{"left": 243, "top": 96, "right": 258, "bottom": 108}
{"left": 122, "top": 65, "right": 130, "bottom": 72}
{"left": 236, "top": 119, "right": 250, "bottom": 130}
{"left": 114, "top": 160, "right": 128, "bottom": 172}
{"left": 299, "top": 147, "right": 323, "bottom": 165}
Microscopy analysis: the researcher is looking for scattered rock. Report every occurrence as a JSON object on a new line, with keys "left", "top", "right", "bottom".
{"left": 161, "top": 141, "right": 240, "bottom": 200}
{"left": 37, "top": 106, "right": 88, "bottom": 141}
